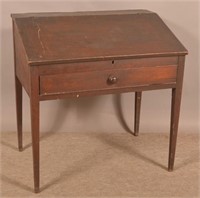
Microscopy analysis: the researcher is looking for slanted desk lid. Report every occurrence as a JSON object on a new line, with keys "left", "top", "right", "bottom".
{"left": 12, "top": 10, "right": 188, "bottom": 66}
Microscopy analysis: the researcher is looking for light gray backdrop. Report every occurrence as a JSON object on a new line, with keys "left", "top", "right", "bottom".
{"left": 0, "top": 0, "right": 199, "bottom": 134}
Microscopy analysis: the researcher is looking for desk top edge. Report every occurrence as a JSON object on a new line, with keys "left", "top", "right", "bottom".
{"left": 11, "top": 9, "right": 153, "bottom": 19}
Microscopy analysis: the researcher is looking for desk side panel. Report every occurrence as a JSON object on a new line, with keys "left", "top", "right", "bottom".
{"left": 13, "top": 21, "right": 31, "bottom": 96}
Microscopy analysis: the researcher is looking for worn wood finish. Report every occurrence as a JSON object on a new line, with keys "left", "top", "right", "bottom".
{"left": 168, "top": 56, "right": 185, "bottom": 171}
{"left": 12, "top": 10, "right": 187, "bottom": 66}
{"left": 11, "top": 10, "right": 188, "bottom": 193}
{"left": 134, "top": 92, "right": 142, "bottom": 136}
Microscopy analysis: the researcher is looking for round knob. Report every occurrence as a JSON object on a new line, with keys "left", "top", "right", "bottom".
{"left": 107, "top": 75, "right": 118, "bottom": 84}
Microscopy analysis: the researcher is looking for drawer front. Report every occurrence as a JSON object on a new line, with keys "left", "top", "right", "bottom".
{"left": 40, "top": 65, "right": 177, "bottom": 95}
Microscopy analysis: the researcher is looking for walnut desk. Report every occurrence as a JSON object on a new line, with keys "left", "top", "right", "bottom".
{"left": 11, "top": 10, "right": 188, "bottom": 193}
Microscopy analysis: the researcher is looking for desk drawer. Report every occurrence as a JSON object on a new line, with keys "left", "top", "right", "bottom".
{"left": 40, "top": 65, "right": 177, "bottom": 95}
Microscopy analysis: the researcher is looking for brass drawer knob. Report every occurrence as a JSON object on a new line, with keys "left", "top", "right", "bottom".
{"left": 107, "top": 75, "right": 118, "bottom": 84}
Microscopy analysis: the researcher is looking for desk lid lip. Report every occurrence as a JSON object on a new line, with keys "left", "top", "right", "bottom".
{"left": 11, "top": 9, "right": 154, "bottom": 19}
{"left": 27, "top": 52, "right": 188, "bottom": 66}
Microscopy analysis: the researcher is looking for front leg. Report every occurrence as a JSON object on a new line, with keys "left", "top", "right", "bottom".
{"left": 30, "top": 96, "right": 40, "bottom": 193}
{"left": 168, "top": 56, "right": 185, "bottom": 171}
{"left": 30, "top": 68, "right": 40, "bottom": 193}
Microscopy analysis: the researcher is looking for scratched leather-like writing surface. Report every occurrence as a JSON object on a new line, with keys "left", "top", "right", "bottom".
{"left": 13, "top": 10, "right": 187, "bottom": 65}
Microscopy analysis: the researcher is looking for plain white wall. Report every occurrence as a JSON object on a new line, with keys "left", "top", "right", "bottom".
{"left": 0, "top": 0, "right": 199, "bottom": 134}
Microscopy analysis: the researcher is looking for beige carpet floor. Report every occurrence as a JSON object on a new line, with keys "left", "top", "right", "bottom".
{"left": 0, "top": 132, "right": 199, "bottom": 198}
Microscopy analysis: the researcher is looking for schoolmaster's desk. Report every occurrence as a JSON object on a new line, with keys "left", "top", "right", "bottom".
{"left": 11, "top": 10, "right": 188, "bottom": 193}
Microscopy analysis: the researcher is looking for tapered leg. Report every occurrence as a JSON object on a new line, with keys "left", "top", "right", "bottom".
{"left": 168, "top": 88, "right": 181, "bottom": 171}
{"left": 30, "top": 67, "right": 40, "bottom": 193}
{"left": 30, "top": 97, "right": 40, "bottom": 193}
{"left": 15, "top": 76, "right": 23, "bottom": 151}
{"left": 134, "top": 92, "right": 142, "bottom": 136}
{"left": 168, "top": 56, "right": 185, "bottom": 171}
